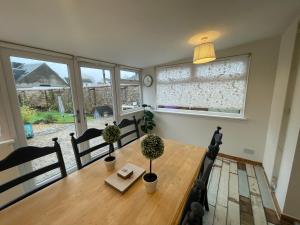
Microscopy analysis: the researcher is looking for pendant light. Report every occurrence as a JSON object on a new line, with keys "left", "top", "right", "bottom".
{"left": 193, "top": 37, "right": 216, "bottom": 64}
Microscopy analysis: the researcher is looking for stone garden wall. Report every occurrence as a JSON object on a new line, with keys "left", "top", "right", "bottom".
{"left": 17, "top": 85, "right": 140, "bottom": 114}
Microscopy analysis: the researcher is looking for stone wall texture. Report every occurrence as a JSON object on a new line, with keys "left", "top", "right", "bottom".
{"left": 17, "top": 85, "right": 140, "bottom": 114}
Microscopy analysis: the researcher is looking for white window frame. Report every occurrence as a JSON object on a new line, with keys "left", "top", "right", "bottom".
{"left": 0, "top": 41, "right": 143, "bottom": 198}
{"left": 0, "top": 47, "right": 81, "bottom": 147}
{"left": 118, "top": 66, "right": 143, "bottom": 116}
{"left": 154, "top": 54, "right": 251, "bottom": 119}
{"left": 76, "top": 59, "right": 118, "bottom": 125}
{"left": 0, "top": 65, "right": 14, "bottom": 142}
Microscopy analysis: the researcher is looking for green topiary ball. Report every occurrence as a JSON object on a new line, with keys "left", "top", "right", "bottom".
{"left": 103, "top": 125, "right": 121, "bottom": 144}
{"left": 141, "top": 134, "right": 164, "bottom": 160}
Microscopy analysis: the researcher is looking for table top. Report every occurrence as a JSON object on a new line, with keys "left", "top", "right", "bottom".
{"left": 0, "top": 138, "right": 206, "bottom": 225}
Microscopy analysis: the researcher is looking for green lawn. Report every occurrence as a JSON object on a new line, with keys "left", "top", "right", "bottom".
{"left": 29, "top": 111, "right": 93, "bottom": 124}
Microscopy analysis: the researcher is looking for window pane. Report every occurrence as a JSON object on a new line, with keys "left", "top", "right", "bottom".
{"left": 120, "top": 70, "right": 139, "bottom": 81}
{"left": 120, "top": 84, "right": 141, "bottom": 111}
{"left": 10, "top": 56, "right": 77, "bottom": 184}
{"left": 156, "top": 55, "right": 249, "bottom": 115}
{"left": 157, "top": 65, "right": 192, "bottom": 82}
{"left": 120, "top": 70, "right": 141, "bottom": 112}
{"left": 80, "top": 66, "right": 114, "bottom": 158}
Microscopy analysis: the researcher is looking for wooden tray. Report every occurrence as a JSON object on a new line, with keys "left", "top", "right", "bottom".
{"left": 105, "top": 163, "right": 145, "bottom": 193}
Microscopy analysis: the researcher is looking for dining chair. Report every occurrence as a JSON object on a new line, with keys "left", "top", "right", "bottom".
{"left": 199, "top": 155, "right": 214, "bottom": 211}
{"left": 70, "top": 128, "right": 112, "bottom": 169}
{"left": 114, "top": 115, "right": 140, "bottom": 148}
{"left": 0, "top": 138, "right": 67, "bottom": 210}
{"left": 181, "top": 156, "right": 214, "bottom": 225}
{"left": 209, "top": 126, "right": 222, "bottom": 146}
{"left": 207, "top": 133, "right": 223, "bottom": 161}
{"left": 181, "top": 202, "right": 204, "bottom": 225}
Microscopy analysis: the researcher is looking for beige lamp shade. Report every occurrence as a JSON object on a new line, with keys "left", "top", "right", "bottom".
{"left": 193, "top": 42, "right": 216, "bottom": 64}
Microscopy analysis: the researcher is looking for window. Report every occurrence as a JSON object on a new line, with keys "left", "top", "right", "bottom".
{"left": 119, "top": 69, "right": 142, "bottom": 112}
{"left": 79, "top": 66, "right": 114, "bottom": 158}
{"left": 9, "top": 56, "right": 77, "bottom": 184}
{"left": 156, "top": 55, "right": 250, "bottom": 117}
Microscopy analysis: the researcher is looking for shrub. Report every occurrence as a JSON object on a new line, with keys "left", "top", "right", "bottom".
{"left": 141, "top": 134, "right": 164, "bottom": 174}
{"left": 141, "top": 134, "right": 164, "bottom": 160}
{"left": 103, "top": 125, "right": 121, "bottom": 144}
{"left": 141, "top": 104, "right": 156, "bottom": 134}
{"left": 21, "top": 106, "right": 37, "bottom": 124}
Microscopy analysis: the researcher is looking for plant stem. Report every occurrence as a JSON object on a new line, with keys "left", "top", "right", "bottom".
{"left": 150, "top": 159, "right": 152, "bottom": 174}
{"left": 109, "top": 143, "right": 113, "bottom": 157}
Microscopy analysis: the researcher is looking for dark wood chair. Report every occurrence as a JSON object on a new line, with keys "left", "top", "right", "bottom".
{"left": 114, "top": 116, "right": 140, "bottom": 148}
{"left": 0, "top": 138, "right": 67, "bottom": 210}
{"left": 70, "top": 128, "right": 112, "bottom": 169}
{"left": 181, "top": 156, "right": 214, "bottom": 225}
{"left": 207, "top": 133, "right": 223, "bottom": 161}
{"left": 181, "top": 202, "right": 204, "bottom": 225}
{"left": 210, "top": 126, "right": 222, "bottom": 146}
{"left": 199, "top": 156, "right": 214, "bottom": 211}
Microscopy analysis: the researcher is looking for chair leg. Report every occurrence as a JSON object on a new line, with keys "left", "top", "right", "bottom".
{"left": 204, "top": 192, "right": 209, "bottom": 211}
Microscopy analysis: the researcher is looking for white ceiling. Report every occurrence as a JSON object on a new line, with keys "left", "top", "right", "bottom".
{"left": 0, "top": 0, "right": 299, "bottom": 68}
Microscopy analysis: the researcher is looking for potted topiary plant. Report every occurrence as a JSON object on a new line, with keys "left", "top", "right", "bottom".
{"left": 141, "top": 104, "right": 156, "bottom": 134}
{"left": 141, "top": 134, "right": 164, "bottom": 193}
{"left": 103, "top": 124, "right": 121, "bottom": 171}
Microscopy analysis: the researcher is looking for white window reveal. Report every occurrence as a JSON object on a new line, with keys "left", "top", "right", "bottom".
{"left": 156, "top": 55, "right": 250, "bottom": 117}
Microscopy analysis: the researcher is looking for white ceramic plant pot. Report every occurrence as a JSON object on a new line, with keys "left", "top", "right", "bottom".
{"left": 104, "top": 156, "right": 116, "bottom": 171}
{"left": 143, "top": 173, "right": 158, "bottom": 193}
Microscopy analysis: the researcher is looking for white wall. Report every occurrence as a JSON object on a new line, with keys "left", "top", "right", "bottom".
{"left": 275, "top": 43, "right": 300, "bottom": 214}
{"left": 263, "top": 18, "right": 299, "bottom": 183}
{"left": 142, "top": 36, "right": 280, "bottom": 162}
{"left": 283, "top": 129, "right": 300, "bottom": 218}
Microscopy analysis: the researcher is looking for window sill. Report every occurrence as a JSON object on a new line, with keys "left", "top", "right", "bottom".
{"left": 120, "top": 108, "right": 144, "bottom": 117}
{"left": 154, "top": 109, "right": 247, "bottom": 120}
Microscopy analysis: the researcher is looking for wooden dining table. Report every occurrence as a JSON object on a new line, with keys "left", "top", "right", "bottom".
{"left": 0, "top": 138, "right": 206, "bottom": 225}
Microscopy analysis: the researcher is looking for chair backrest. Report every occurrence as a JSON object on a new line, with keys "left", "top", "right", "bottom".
{"left": 199, "top": 155, "right": 214, "bottom": 185}
{"left": 114, "top": 116, "right": 140, "bottom": 148}
{"left": 210, "top": 126, "right": 222, "bottom": 146}
{"left": 207, "top": 128, "right": 223, "bottom": 161}
{"left": 70, "top": 128, "right": 112, "bottom": 169}
{"left": 181, "top": 155, "right": 214, "bottom": 224}
{"left": 0, "top": 138, "right": 67, "bottom": 210}
{"left": 181, "top": 202, "right": 204, "bottom": 225}
{"left": 181, "top": 157, "right": 213, "bottom": 224}
{"left": 180, "top": 179, "right": 203, "bottom": 224}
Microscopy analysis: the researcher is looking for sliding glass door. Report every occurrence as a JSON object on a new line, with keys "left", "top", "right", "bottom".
{"left": 0, "top": 49, "right": 83, "bottom": 185}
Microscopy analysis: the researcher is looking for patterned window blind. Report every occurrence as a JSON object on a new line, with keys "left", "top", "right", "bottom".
{"left": 156, "top": 55, "right": 250, "bottom": 115}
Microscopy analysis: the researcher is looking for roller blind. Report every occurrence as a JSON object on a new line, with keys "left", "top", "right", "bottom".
{"left": 156, "top": 55, "right": 250, "bottom": 115}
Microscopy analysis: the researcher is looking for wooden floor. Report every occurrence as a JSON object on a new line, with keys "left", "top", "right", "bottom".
{"left": 203, "top": 157, "right": 280, "bottom": 225}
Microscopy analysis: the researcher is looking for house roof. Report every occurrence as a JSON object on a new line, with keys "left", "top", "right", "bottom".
{"left": 12, "top": 63, "right": 68, "bottom": 86}
{"left": 12, "top": 63, "right": 44, "bottom": 81}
